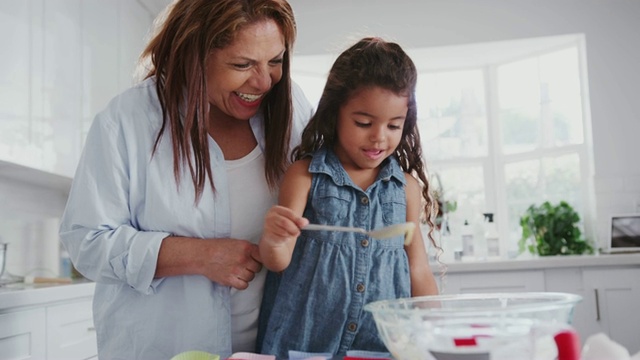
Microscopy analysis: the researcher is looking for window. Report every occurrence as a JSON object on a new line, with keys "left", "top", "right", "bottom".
{"left": 292, "top": 34, "right": 595, "bottom": 258}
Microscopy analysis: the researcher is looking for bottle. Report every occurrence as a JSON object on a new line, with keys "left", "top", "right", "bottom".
{"left": 60, "top": 249, "right": 72, "bottom": 278}
{"left": 484, "top": 213, "right": 500, "bottom": 258}
{"left": 461, "top": 219, "right": 475, "bottom": 258}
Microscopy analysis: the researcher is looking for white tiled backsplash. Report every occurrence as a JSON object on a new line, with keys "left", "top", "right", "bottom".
{"left": 0, "top": 176, "right": 67, "bottom": 278}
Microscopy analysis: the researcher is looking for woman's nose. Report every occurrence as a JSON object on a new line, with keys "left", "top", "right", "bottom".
{"left": 249, "top": 66, "right": 272, "bottom": 91}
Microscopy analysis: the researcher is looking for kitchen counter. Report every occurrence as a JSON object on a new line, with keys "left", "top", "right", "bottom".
{"left": 1, "top": 253, "right": 639, "bottom": 308}
{"left": 0, "top": 280, "right": 95, "bottom": 310}
{"left": 432, "top": 252, "right": 640, "bottom": 273}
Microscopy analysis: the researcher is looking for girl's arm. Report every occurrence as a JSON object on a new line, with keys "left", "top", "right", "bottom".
{"left": 259, "top": 159, "right": 312, "bottom": 272}
{"left": 404, "top": 174, "right": 440, "bottom": 296}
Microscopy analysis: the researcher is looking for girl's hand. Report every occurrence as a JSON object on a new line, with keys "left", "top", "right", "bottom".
{"left": 259, "top": 205, "right": 308, "bottom": 272}
{"left": 262, "top": 205, "right": 309, "bottom": 246}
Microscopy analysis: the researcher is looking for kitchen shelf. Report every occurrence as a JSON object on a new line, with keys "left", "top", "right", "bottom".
{"left": 0, "top": 159, "right": 72, "bottom": 195}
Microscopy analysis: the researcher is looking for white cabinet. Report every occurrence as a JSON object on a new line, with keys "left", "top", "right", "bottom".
{"left": 582, "top": 268, "right": 640, "bottom": 355}
{"left": 440, "top": 258, "right": 640, "bottom": 356}
{"left": 0, "top": 0, "right": 154, "bottom": 177}
{"left": 0, "top": 282, "right": 97, "bottom": 360}
{"left": 440, "top": 269, "right": 545, "bottom": 294}
{"left": 0, "top": 308, "right": 47, "bottom": 360}
{"left": 46, "top": 299, "right": 97, "bottom": 360}
{"left": 545, "top": 266, "right": 640, "bottom": 355}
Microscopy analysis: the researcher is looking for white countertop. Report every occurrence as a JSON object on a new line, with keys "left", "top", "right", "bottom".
{"left": 0, "top": 280, "right": 95, "bottom": 310}
{"left": 1, "top": 253, "right": 639, "bottom": 310}
{"left": 435, "top": 252, "right": 640, "bottom": 273}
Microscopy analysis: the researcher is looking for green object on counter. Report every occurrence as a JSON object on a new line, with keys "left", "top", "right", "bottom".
{"left": 519, "top": 201, "right": 594, "bottom": 256}
{"left": 170, "top": 351, "right": 220, "bottom": 360}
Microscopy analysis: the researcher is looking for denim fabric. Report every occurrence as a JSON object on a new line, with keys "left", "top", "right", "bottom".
{"left": 258, "top": 147, "right": 410, "bottom": 359}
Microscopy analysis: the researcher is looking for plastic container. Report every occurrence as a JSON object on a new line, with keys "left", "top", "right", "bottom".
{"left": 484, "top": 213, "right": 500, "bottom": 258}
{"left": 461, "top": 219, "right": 474, "bottom": 257}
{"left": 60, "top": 249, "right": 72, "bottom": 278}
{"left": 365, "top": 292, "right": 582, "bottom": 360}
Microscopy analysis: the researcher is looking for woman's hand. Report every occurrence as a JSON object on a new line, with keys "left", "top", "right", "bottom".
{"left": 156, "top": 236, "right": 263, "bottom": 290}
{"left": 200, "top": 239, "right": 262, "bottom": 290}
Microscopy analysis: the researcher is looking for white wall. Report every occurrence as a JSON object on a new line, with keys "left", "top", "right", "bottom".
{"left": 289, "top": 0, "right": 640, "bottom": 236}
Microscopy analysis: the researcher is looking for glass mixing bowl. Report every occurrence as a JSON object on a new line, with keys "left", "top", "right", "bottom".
{"left": 365, "top": 292, "right": 582, "bottom": 360}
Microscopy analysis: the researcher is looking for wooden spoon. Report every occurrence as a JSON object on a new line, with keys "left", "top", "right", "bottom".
{"left": 303, "top": 222, "right": 416, "bottom": 245}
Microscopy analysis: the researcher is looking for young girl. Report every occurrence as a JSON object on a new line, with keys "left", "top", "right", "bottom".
{"left": 257, "top": 37, "right": 440, "bottom": 358}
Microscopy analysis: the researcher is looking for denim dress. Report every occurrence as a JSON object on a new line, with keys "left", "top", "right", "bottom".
{"left": 257, "top": 147, "right": 411, "bottom": 359}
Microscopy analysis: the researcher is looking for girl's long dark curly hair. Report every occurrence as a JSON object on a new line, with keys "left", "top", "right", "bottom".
{"left": 139, "top": 0, "right": 297, "bottom": 202}
{"left": 293, "top": 37, "right": 440, "bottom": 248}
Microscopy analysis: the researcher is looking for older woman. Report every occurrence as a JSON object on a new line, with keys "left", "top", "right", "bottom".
{"left": 59, "top": 0, "right": 313, "bottom": 358}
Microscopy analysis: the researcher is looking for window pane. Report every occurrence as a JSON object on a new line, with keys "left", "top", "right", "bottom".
{"left": 498, "top": 58, "right": 540, "bottom": 154}
{"left": 417, "top": 70, "right": 487, "bottom": 160}
{"left": 432, "top": 164, "right": 486, "bottom": 234}
{"left": 498, "top": 47, "right": 584, "bottom": 154}
{"left": 504, "top": 153, "right": 583, "bottom": 248}
{"left": 539, "top": 48, "right": 584, "bottom": 146}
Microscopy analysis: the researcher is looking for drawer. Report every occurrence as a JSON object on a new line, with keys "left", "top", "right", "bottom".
{"left": 46, "top": 299, "right": 97, "bottom": 360}
{"left": 0, "top": 308, "right": 46, "bottom": 360}
{"left": 442, "top": 270, "right": 546, "bottom": 294}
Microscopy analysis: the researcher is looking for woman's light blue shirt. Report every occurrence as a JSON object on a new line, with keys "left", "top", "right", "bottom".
{"left": 59, "top": 77, "right": 313, "bottom": 360}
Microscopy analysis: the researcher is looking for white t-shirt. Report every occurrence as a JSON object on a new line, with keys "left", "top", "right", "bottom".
{"left": 227, "top": 145, "right": 277, "bottom": 352}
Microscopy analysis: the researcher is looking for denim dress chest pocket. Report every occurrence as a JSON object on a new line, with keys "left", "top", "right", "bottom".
{"left": 310, "top": 181, "right": 353, "bottom": 223}
{"left": 380, "top": 185, "right": 407, "bottom": 225}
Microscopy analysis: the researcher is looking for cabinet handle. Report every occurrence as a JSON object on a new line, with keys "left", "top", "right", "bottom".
{"left": 594, "top": 288, "right": 601, "bottom": 321}
{"left": 88, "top": 326, "right": 96, "bottom": 332}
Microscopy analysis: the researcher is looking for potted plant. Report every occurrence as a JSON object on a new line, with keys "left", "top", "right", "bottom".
{"left": 518, "top": 201, "right": 594, "bottom": 256}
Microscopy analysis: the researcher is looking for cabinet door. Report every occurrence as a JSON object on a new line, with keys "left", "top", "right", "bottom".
{"left": 46, "top": 299, "right": 97, "bottom": 360}
{"left": 0, "top": 308, "right": 46, "bottom": 360}
{"left": 583, "top": 268, "right": 640, "bottom": 355}
{"left": 544, "top": 267, "right": 603, "bottom": 345}
{"left": 441, "top": 270, "right": 545, "bottom": 294}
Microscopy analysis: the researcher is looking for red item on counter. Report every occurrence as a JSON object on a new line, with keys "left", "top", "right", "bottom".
{"left": 554, "top": 329, "right": 581, "bottom": 360}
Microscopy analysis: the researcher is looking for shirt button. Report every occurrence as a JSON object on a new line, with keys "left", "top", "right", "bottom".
{"left": 356, "top": 283, "right": 365, "bottom": 292}
{"left": 361, "top": 196, "right": 369, "bottom": 205}
{"left": 347, "top": 322, "right": 357, "bottom": 332}
{"left": 361, "top": 239, "right": 369, "bottom": 247}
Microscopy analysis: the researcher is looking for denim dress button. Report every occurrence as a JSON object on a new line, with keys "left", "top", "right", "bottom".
{"left": 361, "top": 196, "right": 369, "bottom": 205}
{"left": 356, "top": 283, "right": 365, "bottom": 292}
{"left": 347, "top": 322, "right": 357, "bottom": 332}
{"left": 361, "top": 239, "right": 369, "bottom": 247}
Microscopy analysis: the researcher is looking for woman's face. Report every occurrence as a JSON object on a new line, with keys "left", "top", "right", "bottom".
{"left": 206, "top": 19, "right": 285, "bottom": 121}
{"left": 334, "top": 86, "right": 408, "bottom": 172}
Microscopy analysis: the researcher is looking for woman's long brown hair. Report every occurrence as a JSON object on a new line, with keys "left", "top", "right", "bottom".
{"left": 139, "top": 0, "right": 297, "bottom": 202}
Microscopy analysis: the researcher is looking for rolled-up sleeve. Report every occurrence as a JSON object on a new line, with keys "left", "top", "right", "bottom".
{"left": 60, "top": 107, "right": 169, "bottom": 294}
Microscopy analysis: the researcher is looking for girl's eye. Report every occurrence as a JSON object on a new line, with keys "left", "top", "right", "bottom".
{"left": 355, "top": 121, "right": 371, "bottom": 128}
{"left": 389, "top": 124, "right": 403, "bottom": 130}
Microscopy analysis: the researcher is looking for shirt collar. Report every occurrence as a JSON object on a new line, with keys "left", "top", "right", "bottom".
{"left": 308, "top": 146, "right": 406, "bottom": 187}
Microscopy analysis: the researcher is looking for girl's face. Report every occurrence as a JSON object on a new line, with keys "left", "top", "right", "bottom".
{"left": 206, "top": 19, "right": 285, "bottom": 121}
{"left": 334, "top": 86, "right": 408, "bottom": 172}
